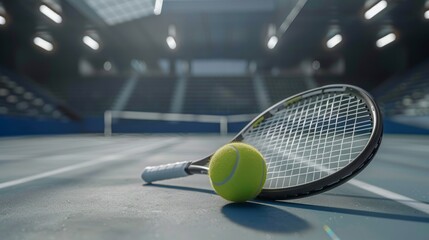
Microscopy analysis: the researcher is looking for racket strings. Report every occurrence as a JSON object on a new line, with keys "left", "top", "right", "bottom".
{"left": 272, "top": 101, "right": 370, "bottom": 132}
{"left": 243, "top": 92, "right": 373, "bottom": 189}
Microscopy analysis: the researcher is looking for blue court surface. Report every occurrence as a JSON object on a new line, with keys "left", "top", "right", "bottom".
{"left": 0, "top": 134, "right": 428, "bottom": 240}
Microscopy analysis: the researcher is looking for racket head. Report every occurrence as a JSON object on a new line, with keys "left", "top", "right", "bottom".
{"left": 195, "top": 84, "right": 383, "bottom": 200}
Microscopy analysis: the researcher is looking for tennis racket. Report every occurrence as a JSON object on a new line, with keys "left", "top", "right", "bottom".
{"left": 141, "top": 84, "right": 383, "bottom": 200}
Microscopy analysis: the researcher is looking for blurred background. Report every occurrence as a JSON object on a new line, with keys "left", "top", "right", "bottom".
{"left": 0, "top": 0, "right": 429, "bottom": 136}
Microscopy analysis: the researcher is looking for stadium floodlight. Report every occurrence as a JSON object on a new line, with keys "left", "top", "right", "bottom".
{"left": 326, "top": 34, "right": 342, "bottom": 48}
{"left": 364, "top": 0, "right": 387, "bottom": 20}
{"left": 166, "top": 36, "right": 177, "bottom": 50}
{"left": 376, "top": 33, "right": 396, "bottom": 48}
{"left": 425, "top": 10, "right": 429, "bottom": 19}
{"left": 33, "top": 37, "right": 54, "bottom": 51}
{"left": 166, "top": 25, "right": 177, "bottom": 50}
{"left": 83, "top": 35, "right": 99, "bottom": 50}
{"left": 0, "top": 15, "right": 5, "bottom": 25}
{"left": 154, "top": 0, "right": 163, "bottom": 15}
{"left": 39, "top": 4, "right": 62, "bottom": 24}
{"left": 266, "top": 24, "right": 278, "bottom": 50}
{"left": 267, "top": 36, "right": 278, "bottom": 49}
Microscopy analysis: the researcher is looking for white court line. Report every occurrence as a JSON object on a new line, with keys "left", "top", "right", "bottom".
{"left": 0, "top": 139, "right": 141, "bottom": 161}
{"left": 0, "top": 137, "right": 164, "bottom": 162}
{"left": 348, "top": 179, "right": 429, "bottom": 215}
{"left": 285, "top": 152, "right": 429, "bottom": 215}
{"left": 0, "top": 138, "right": 179, "bottom": 190}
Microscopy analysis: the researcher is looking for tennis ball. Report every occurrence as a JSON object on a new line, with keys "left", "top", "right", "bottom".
{"left": 209, "top": 142, "right": 267, "bottom": 202}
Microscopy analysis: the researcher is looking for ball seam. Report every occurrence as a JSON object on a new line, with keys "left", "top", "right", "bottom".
{"left": 211, "top": 145, "right": 240, "bottom": 186}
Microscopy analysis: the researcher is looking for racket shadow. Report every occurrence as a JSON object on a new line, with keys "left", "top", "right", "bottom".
{"left": 221, "top": 202, "right": 311, "bottom": 233}
{"left": 265, "top": 201, "right": 429, "bottom": 223}
{"left": 323, "top": 193, "right": 429, "bottom": 205}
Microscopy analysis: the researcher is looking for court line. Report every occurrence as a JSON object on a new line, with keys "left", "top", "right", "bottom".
{"left": 285, "top": 151, "right": 429, "bottom": 215}
{"left": 348, "top": 179, "right": 429, "bottom": 215}
{"left": 0, "top": 138, "right": 144, "bottom": 161}
{"left": 0, "top": 137, "right": 166, "bottom": 162}
{"left": 0, "top": 138, "right": 179, "bottom": 190}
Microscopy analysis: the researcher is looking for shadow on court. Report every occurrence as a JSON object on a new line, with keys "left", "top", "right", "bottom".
{"left": 267, "top": 202, "right": 429, "bottom": 223}
{"left": 221, "top": 202, "right": 311, "bottom": 233}
{"left": 143, "top": 183, "right": 216, "bottom": 195}
{"left": 144, "top": 183, "right": 429, "bottom": 224}
{"left": 323, "top": 193, "right": 429, "bottom": 205}
{"left": 145, "top": 184, "right": 311, "bottom": 232}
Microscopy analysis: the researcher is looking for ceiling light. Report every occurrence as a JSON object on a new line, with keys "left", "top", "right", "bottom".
{"left": 326, "top": 34, "right": 342, "bottom": 48}
{"left": 425, "top": 10, "right": 429, "bottom": 19}
{"left": 364, "top": 0, "right": 387, "bottom": 20}
{"left": 154, "top": 0, "right": 163, "bottom": 15}
{"left": 39, "top": 4, "right": 62, "bottom": 24}
{"left": 33, "top": 37, "right": 54, "bottom": 51}
{"left": 83, "top": 35, "right": 99, "bottom": 50}
{"left": 166, "top": 36, "right": 176, "bottom": 50}
{"left": 267, "top": 36, "right": 278, "bottom": 49}
{"left": 376, "top": 33, "right": 396, "bottom": 48}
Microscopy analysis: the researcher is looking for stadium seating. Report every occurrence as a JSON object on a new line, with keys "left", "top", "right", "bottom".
{"left": 38, "top": 74, "right": 313, "bottom": 116}
{"left": 125, "top": 77, "right": 175, "bottom": 113}
{"left": 45, "top": 76, "right": 121, "bottom": 116}
{"left": 375, "top": 61, "right": 429, "bottom": 117}
{"left": 264, "top": 76, "right": 308, "bottom": 103}
{"left": 182, "top": 76, "right": 258, "bottom": 115}
{"left": 0, "top": 73, "right": 70, "bottom": 121}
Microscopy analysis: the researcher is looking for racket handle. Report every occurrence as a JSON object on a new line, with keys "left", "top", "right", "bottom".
{"left": 141, "top": 161, "right": 191, "bottom": 183}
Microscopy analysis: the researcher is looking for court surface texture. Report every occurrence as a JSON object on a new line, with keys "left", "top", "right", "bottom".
{"left": 0, "top": 134, "right": 428, "bottom": 240}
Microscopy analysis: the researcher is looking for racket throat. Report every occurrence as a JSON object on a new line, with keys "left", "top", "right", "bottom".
{"left": 187, "top": 165, "right": 209, "bottom": 175}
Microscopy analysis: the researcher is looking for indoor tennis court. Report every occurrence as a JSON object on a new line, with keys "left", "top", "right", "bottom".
{"left": 0, "top": 134, "right": 428, "bottom": 239}
{"left": 1, "top": 0, "right": 429, "bottom": 239}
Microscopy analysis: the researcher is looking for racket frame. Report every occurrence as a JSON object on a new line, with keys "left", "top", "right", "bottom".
{"left": 189, "top": 84, "right": 383, "bottom": 200}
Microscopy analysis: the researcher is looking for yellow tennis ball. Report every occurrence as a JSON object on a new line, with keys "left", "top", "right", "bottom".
{"left": 209, "top": 142, "right": 267, "bottom": 202}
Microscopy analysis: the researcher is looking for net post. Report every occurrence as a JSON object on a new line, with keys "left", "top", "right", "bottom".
{"left": 220, "top": 116, "right": 228, "bottom": 136}
{"left": 104, "top": 111, "right": 112, "bottom": 137}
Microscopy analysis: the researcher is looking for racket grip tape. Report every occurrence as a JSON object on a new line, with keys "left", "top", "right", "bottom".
{"left": 141, "top": 161, "right": 192, "bottom": 183}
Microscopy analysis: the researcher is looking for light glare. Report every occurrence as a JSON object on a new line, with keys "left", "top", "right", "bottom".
{"left": 376, "top": 33, "right": 396, "bottom": 48}
{"left": 33, "top": 37, "right": 54, "bottom": 51}
{"left": 326, "top": 34, "right": 342, "bottom": 48}
{"left": 425, "top": 10, "right": 429, "bottom": 19}
{"left": 104, "top": 61, "right": 112, "bottom": 71}
{"left": 364, "top": 0, "right": 387, "bottom": 20}
{"left": 83, "top": 36, "right": 100, "bottom": 50}
{"left": 166, "top": 36, "right": 177, "bottom": 50}
{"left": 267, "top": 36, "right": 278, "bottom": 49}
{"left": 39, "top": 4, "right": 62, "bottom": 24}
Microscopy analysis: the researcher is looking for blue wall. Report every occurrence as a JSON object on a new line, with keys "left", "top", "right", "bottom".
{"left": 0, "top": 116, "right": 83, "bottom": 136}
{"left": 383, "top": 118, "right": 429, "bottom": 135}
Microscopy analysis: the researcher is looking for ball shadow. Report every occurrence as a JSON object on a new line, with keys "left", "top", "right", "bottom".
{"left": 221, "top": 202, "right": 311, "bottom": 233}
